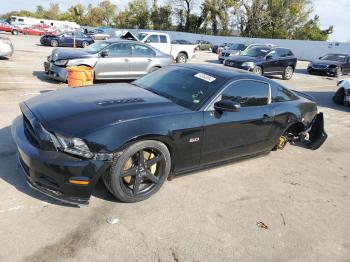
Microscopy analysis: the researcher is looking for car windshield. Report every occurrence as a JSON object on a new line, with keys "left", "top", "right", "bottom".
{"left": 320, "top": 54, "right": 347, "bottom": 62}
{"left": 225, "top": 43, "right": 245, "bottom": 50}
{"left": 84, "top": 42, "right": 110, "bottom": 54}
{"left": 137, "top": 33, "right": 148, "bottom": 41}
{"left": 241, "top": 47, "right": 271, "bottom": 57}
{"left": 133, "top": 67, "right": 224, "bottom": 111}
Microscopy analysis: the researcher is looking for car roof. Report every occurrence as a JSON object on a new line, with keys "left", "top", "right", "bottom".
{"left": 172, "top": 64, "right": 251, "bottom": 80}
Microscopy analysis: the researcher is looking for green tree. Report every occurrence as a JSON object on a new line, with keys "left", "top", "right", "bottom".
{"left": 44, "top": 3, "right": 60, "bottom": 20}
{"left": 151, "top": 0, "right": 172, "bottom": 30}
{"left": 115, "top": 0, "right": 150, "bottom": 29}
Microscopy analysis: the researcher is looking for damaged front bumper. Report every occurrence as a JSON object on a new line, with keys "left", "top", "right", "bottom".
{"left": 306, "top": 112, "right": 327, "bottom": 150}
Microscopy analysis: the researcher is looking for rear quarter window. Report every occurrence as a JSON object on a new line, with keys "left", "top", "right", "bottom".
{"left": 272, "top": 83, "right": 298, "bottom": 102}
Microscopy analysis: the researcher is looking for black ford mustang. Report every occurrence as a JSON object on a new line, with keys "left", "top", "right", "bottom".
{"left": 12, "top": 64, "right": 327, "bottom": 205}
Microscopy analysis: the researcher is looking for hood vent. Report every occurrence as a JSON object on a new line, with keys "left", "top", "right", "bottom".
{"left": 96, "top": 98, "right": 144, "bottom": 106}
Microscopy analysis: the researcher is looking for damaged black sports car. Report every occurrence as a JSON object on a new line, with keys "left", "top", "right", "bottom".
{"left": 12, "top": 64, "right": 327, "bottom": 205}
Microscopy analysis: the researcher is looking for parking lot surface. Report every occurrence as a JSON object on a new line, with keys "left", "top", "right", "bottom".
{"left": 0, "top": 34, "right": 350, "bottom": 262}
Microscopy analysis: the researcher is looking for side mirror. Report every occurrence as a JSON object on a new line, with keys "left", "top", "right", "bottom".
{"left": 266, "top": 55, "right": 273, "bottom": 60}
{"left": 145, "top": 39, "right": 151, "bottom": 43}
{"left": 100, "top": 50, "right": 109, "bottom": 58}
{"left": 318, "top": 57, "right": 322, "bottom": 60}
{"left": 214, "top": 99, "right": 241, "bottom": 112}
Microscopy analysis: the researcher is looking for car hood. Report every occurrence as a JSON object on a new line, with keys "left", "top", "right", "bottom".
{"left": 23, "top": 83, "right": 188, "bottom": 137}
{"left": 51, "top": 49, "right": 94, "bottom": 61}
{"left": 226, "top": 55, "right": 262, "bottom": 62}
{"left": 312, "top": 59, "right": 342, "bottom": 66}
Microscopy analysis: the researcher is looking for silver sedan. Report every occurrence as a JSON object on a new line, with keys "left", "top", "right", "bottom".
{"left": 44, "top": 40, "right": 174, "bottom": 82}
{"left": 0, "top": 37, "right": 14, "bottom": 58}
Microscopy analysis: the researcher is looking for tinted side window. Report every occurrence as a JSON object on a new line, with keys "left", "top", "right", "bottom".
{"left": 272, "top": 84, "right": 298, "bottom": 102}
{"left": 277, "top": 48, "right": 293, "bottom": 57}
{"left": 147, "top": 35, "right": 159, "bottom": 43}
{"left": 159, "top": 35, "right": 167, "bottom": 43}
{"left": 222, "top": 80, "right": 270, "bottom": 107}
{"left": 268, "top": 50, "right": 279, "bottom": 59}
{"left": 131, "top": 44, "right": 155, "bottom": 56}
{"left": 105, "top": 43, "right": 130, "bottom": 56}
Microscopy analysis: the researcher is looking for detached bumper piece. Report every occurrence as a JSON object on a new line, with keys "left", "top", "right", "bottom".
{"left": 307, "top": 113, "right": 327, "bottom": 150}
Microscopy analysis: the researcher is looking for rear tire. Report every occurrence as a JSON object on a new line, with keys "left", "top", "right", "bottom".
{"left": 103, "top": 140, "right": 171, "bottom": 203}
{"left": 333, "top": 87, "right": 345, "bottom": 105}
{"left": 176, "top": 53, "right": 187, "bottom": 63}
{"left": 282, "top": 66, "right": 294, "bottom": 80}
{"left": 50, "top": 39, "right": 58, "bottom": 47}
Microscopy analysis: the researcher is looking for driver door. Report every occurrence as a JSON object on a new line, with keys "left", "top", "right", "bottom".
{"left": 201, "top": 80, "right": 275, "bottom": 165}
{"left": 94, "top": 43, "right": 131, "bottom": 80}
{"left": 263, "top": 50, "right": 282, "bottom": 73}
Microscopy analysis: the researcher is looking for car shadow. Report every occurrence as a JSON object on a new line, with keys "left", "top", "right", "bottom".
{"left": 32, "top": 71, "right": 61, "bottom": 84}
{"left": 0, "top": 57, "right": 10, "bottom": 60}
{"left": 205, "top": 59, "right": 221, "bottom": 64}
{"left": 300, "top": 90, "right": 350, "bottom": 113}
{"left": 0, "top": 125, "right": 78, "bottom": 207}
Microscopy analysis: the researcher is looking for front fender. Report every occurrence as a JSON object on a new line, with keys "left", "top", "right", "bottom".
{"left": 67, "top": 58, "right": 97, "bottom": 68}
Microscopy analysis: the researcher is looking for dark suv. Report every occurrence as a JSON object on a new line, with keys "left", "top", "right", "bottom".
{"left": 224, "top": 46, "right": 297, "bottom": 80}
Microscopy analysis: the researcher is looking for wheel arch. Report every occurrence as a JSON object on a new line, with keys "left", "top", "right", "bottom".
{"left": 283, "top": 121, "right": 306, "bottom": 136}
{"left": 113, "top": 134, "right": 177, "bottom": 173}
{"left": 177, "top": 51, "right": 188, "bottom": 59}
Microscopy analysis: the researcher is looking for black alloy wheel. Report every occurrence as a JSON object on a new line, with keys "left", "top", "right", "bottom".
{"left": 103, "top": 140, "right": 171, "bottom": 203}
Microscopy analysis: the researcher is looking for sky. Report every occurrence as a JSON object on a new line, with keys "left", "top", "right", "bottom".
{"left": 0, "top": 0, "right": 349, "bottom": 42}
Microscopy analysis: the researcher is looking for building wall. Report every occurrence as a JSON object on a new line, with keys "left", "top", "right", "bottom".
{"left": 111, "top": 28, "right": 350, "bottom": 61}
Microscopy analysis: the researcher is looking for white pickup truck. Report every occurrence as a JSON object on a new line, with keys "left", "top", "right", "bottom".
{"left": 121, "top": 31, "right": 196, "bottom": 63}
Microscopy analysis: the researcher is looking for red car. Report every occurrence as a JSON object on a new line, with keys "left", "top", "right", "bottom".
{"left": 0, "top": 21, "right": 19, "bottom": 35}
{"left": 21, "top": 27, "right": 46, "bottom": 36}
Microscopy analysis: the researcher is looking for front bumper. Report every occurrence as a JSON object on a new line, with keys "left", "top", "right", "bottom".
{"left": 224, "top": 60, "right": 253, "bottom": 71}
{"left": 12, "top": 116, "right": 110, "bottom": 205}
{"left": 44, "top": 61, "right": 67, "bottom": 82}
{"left": 307, "top": 67, "right": 337, "bottom": 76}
{"left": 307, "top": 112, "right": 327, "bottom": 150}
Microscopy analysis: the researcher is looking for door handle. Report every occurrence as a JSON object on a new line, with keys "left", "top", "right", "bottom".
{"left": 148, "top": 59, "right": 152, "bottom": 62}
{"left": 124, "top": 59, "right": 129, "bottom": 62}
{"left": 262, "top": 114, "right": 273, "bottom": 122}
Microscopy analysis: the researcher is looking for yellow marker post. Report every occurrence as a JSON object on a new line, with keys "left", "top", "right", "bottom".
{"left": 73, "top": 32, "right": 76, "bottom": 48}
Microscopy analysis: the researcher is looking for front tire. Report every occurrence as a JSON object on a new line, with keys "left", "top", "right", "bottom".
{"left": 336, "top": 67, "right": 342, "bottom": 78}
{"left": 103, "top": 140, "right": 171, "bottom": 203}
{"left": 282, "top": 66, "right": 294, "bottom": 80}
{"left": 81, "top": 41, "right": 89, "bottom": 48}
{"left": 252, "top": 66, "right": 263, "bottom": 76}
{"left": 50, "top": 39, "right": 58, "bottom": 47}
{"left": 333, "top": 87, "right": 345, "bottom": 105}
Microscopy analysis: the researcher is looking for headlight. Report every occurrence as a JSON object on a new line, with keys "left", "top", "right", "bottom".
{"left": 56, "top": 134, "right": 94, "bottom": 159}
{"left": 54, "top": 59, "right": 68, "bottom": 66}
{"left": 242, "top": 62, "right": 255, "bottom": 67}
{"left": 54, "top": 133, "right": 113, "bottom": 160}
{"left": 308, "top": 62, "right": 313, "bottom": 67}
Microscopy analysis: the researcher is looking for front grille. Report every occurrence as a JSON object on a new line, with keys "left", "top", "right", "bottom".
{"left": 23, "top": 115, "right": 41, "bottom": 148}
{"left": 226, "top": 61, "right": 242, "bottom": 67}
{"left": 22, "top": 114, "right": 56, "bottom": 151}
{"left": 312, "top": 64, "right": 328, "bottom": 69}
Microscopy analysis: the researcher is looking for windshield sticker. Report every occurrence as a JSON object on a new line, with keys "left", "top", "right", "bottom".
{"left": 194, "top": 73, "right": 216, "bottom": 83}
